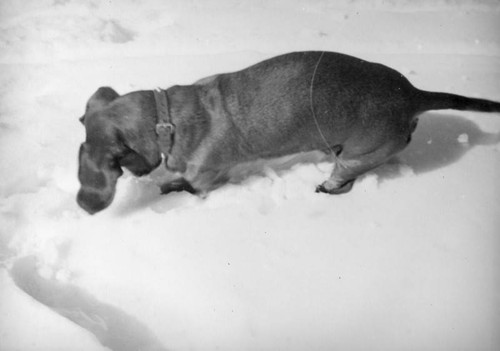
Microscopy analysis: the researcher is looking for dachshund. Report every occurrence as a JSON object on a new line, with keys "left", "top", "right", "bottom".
{"left": 77, "top": 51, "right": 500, "bottom": 214}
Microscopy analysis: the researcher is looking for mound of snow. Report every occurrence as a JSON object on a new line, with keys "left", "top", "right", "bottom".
{"left": 1, "top": 1, "right": 499, "bottom": 350}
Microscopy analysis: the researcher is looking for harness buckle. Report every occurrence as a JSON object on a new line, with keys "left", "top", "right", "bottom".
{"left": 155, "top": 122, "right": 175, "bottom": 135}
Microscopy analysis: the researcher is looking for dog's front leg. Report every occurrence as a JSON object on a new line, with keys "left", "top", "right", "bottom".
{"left": 187, "top": 167, "right": 230, "bottom": 194}
{"left": 160, "top": 178, "right": 197, "bottom": 195}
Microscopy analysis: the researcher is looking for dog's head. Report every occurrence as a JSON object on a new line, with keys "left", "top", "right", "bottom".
{"left": 77, "top": 87, "right": 162, "bottom": 214}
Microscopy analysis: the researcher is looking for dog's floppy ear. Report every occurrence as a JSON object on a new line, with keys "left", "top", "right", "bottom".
{"left": 80, "top": 87, "right": 120, "bottom": 124}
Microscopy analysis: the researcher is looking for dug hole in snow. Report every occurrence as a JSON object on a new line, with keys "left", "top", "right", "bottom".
{"left": 1, "top": 1, "right": 499, "bottom": 350}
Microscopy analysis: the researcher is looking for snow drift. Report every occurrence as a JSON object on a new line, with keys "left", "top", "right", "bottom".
{"left": 1, "top": 1, "right": 499, "bottom": 350}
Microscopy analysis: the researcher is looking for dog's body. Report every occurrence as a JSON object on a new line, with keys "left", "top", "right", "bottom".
{"left": 77, "top": 51, "right": 500, "bottom": 214}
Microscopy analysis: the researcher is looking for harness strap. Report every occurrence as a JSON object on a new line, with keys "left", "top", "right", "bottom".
{"left": 153, "top": 89, "right": 175, "bottom": 157}
{"left": 309, "top": 51, "right": 335, "bottom": 154}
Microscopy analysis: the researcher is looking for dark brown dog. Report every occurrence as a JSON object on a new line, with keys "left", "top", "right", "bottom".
{"left": 77, "top": 51, "right": 500, "bottom": 214}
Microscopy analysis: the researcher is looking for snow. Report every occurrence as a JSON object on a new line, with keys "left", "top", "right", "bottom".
{"left": 1, "top": 0, "right": 499, "bottom": 350}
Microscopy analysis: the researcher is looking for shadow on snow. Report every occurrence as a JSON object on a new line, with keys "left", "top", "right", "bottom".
{"left": 10, "top": 256, "right": 168, "bottom": 351}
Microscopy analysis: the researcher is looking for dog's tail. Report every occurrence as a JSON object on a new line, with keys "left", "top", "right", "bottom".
{"left": 415, "top": 90, "right": 500, "bottom": 114}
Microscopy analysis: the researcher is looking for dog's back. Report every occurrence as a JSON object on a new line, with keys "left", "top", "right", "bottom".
{"left": 197, "top": 52, "right": 417, "bottom": 159}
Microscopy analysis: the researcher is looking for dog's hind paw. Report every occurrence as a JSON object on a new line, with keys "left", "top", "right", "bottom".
{"left": 315, "top": 179, "right": 355, "bottom": 195}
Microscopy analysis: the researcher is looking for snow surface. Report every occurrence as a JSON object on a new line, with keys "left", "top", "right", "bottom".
{"left": 1, "top": 0, "right": 499, "bottom": 350}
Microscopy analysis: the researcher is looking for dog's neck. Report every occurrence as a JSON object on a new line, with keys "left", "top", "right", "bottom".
{"left": 151, "top": 85, "right": 211, "bottom": 174}
{"left": 153, "top": 89, "right": 175, "bottom": 158}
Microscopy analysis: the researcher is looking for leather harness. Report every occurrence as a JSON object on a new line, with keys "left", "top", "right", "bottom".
{"left": 153, "top": 89, "right": 175, "bottom": 157}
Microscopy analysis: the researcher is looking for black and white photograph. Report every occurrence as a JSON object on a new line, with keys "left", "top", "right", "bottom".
{"left": 0, "top": 1, "right": 499, "bottom": 350}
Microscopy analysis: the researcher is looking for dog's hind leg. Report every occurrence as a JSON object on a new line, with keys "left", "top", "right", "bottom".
{"left": 316, "top": 139, "right": 407, "bottom": 195}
